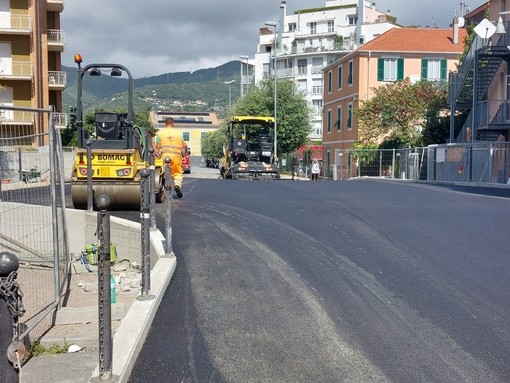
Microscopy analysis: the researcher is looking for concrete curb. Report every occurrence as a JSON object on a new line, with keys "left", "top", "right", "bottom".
{"left": 88, "top": 229, "right": 176, "bottom": 382}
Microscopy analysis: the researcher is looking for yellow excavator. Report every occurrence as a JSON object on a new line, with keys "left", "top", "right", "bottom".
{"left": 70, "top": 54, "right": 166, "bottom": 209}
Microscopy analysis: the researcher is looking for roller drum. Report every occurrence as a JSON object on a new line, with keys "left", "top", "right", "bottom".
{"left": 71, "top": 181, "right": 142, "bottom": 210}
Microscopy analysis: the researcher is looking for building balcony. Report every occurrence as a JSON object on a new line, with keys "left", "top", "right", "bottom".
{"left": 0, "top": 61, "right": 32, "bottom": 80}
{"left": 241, "top": 74, "right": 254, "bottom": 85}
{"left": 53, "top": 112, "right": 68, "bottom": 129}
{"left": 47, "top": 29, "right": 65, "bottom": 51}
{"left": 0, "top": 15, "right": 31, "bottom": 35}
{"left": 311, "top": 67, "right": 323, "bottom": 76}
{"left": 0, "top": 110, "right": 34, "bottom": 125}
{"left": 47, "top": 0, "right": 64, "bottom": 12}
{"left": 48, "top": 71, "right": 66, "bottom": 89}
{"left": 312, "top": 86, "right": 323, "bottom": 95}
{"left": 296, "top": 67, "right": 307, "bottom": 77}
{"left": 294, "top": 30, "right": 337, "bottom": 39}
{"left": 276, "top": 68, "right": 294, "bottom": 78}
{"left": 279, "top": 44, "right": 351, "bottom": 57}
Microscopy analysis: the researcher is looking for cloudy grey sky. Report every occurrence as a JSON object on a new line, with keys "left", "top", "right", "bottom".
{"left": 62, "top": 0, "right": 482, "bottom": 78}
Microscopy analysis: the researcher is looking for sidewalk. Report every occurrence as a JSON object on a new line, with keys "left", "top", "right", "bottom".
{"left": 19, "top": 226, "right": 175, "bottom": 383}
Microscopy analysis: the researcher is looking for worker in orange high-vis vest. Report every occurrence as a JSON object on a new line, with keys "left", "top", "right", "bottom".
{"left": 154, "top": 117, "right": 187, "bottom": 198}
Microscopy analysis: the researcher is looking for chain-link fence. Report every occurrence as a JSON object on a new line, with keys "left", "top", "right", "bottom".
{"left": 330, "top": 142, "right": 509, "bottom": 185}
{"left": 0, "top": 106, "right": 69, "bottom": 343}
{"left": 332, "top": 148, "right": 428, "bottom": 181}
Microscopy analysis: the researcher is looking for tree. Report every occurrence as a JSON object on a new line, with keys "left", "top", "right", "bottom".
{"left": 232, "top": 78, "right": 311, "bottom": 155}
{"left": 354, "top": 79, "right": 449, "bottom": 149}
{"left": 60, "top": 107, "right": 78, "bottom": 147}
{"left": 201, "top": 128, "right": 227, "bottom": 162}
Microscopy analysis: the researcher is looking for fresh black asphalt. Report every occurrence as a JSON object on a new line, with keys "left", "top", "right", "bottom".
{"left": 123, "top": 178, "right": 510, "bottom": 383}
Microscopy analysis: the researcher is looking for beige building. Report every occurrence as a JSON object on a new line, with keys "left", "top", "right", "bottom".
{"left": 0, "top": 0, "right": 65, "bottom": 145}
{"left": 150, "top": 110, "right": 221, "bottom": 157}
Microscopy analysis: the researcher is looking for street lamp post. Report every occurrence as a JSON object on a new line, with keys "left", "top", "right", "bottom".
{"left": 224, "top": 80, "right": 235, "bottom": 114}
{"left": 265, "top": 21, "right": 278, "bottom": 162}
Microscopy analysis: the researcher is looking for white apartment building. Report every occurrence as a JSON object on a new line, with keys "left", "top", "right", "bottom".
{"left": 251, "top": 0, "right": 398, "bottom": 142}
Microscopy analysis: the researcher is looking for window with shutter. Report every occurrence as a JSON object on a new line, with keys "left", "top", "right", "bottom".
{"left": 397, "top": 58, "right": 404, "bottom": 80}
{"left": 377, "top": 58, "right": 404, "bottom": 82}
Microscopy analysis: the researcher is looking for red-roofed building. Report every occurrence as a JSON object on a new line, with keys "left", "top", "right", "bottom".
{"left": 322, "top": 25, "right": 468, "bottom": 178}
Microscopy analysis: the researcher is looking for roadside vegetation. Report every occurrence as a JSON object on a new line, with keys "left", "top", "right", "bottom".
{"left": 354, "top": 79, "right": 467, "bottom": 150}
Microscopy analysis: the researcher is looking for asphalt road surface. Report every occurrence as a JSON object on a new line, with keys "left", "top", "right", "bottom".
{"left": 122, "top": 169, "right": 510, "bottom": 382}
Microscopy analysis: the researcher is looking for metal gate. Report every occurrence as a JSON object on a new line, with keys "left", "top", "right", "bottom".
{"left": 0, "top": 105, "right": 70, "bottom": 342}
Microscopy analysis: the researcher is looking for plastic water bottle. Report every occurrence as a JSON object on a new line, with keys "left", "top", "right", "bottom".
{"left": 110, "top": 275, "right": 117, "bottom": 304}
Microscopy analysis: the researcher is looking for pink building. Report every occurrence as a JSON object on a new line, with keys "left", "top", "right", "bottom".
{"left": 322, "top": 26, "right": 467, "bottom": 173}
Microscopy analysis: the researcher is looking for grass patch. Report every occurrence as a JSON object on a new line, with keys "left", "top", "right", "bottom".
{"left": 28, "top": 340, "right": 69, "bottom": 357}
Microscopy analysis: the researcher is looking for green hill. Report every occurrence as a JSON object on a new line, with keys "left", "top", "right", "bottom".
{"left": 63, "top": 60, "right": 241, "bottom": 118}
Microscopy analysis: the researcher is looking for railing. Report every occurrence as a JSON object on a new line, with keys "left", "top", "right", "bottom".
{"left": 276, "top": 68, "right": 293, "bottom": 78}
{"left": 0, "top": 61, "right": 32, "bottom": 79}
{"left": 297, "top": 67, "right": 307, "bottom": 76}
{"left": 53, "top": 112, "right": 68, "bottom": 129}
{"left": 311, "top": 67, "right": 323, "bottom": 76}
{"left": 0, "top": 15, "right": 31, "bottom": 33}
{"left": 449, "top": 34, "right": 487, "bottom": 105}
{"left": 477, "top": 100, "right": 510, "bottom": 127}
{"left": 47, "top": 29, "right": 65, "bottom": 45}
{"left": 48, "top": 70, "right": 66, "bottom": 87}
{"left": 241, "top": 74, "right": 254, "bottom": 85}
{"left": 0, "top": 110, "right": 34, "bottom": 124}
{"left": 312, "top": 85, "right": 323, "bottom": 95}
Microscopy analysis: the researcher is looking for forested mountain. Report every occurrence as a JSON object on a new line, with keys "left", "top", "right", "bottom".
{"left": 63, "top": 60, "right": 241, "bottom": 118}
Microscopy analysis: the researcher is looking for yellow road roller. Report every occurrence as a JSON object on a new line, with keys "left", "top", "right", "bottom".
{"left": 70, "top": 54, "right": 165, "bottom": 210}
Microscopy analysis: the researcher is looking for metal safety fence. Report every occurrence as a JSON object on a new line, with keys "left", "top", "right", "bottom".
{"left": 0, "top": 106, "right": 70, "bottom": 344}
{"left": 331, "top": 148, "right": 428, "bottom": 181}
{"left": 427, "top": 141, "right": 510, "bottom": 184}
{"left": 329, "top": 142, "right": 510, "bottom": 185}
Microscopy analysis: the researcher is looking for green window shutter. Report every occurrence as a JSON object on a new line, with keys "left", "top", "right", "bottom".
{"left": 377, "top": 58, "right": 384, "bottom": 81}
{"left": 397, "top": 58, "right": 404, "bottom": 81}
{"left": 440, "top": 59, "right": 447, "bottom": 80}
{"left": 421, "top": 59, "right": 428, "bottom": 80}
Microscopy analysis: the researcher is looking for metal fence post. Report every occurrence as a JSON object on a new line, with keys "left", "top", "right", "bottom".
{"left": 392, "top": 148, "right": 396, "bottom": 179}
{"left": 379, "top": 150, "right": 382, "bottom": 177}
{"left": 138, "top": 169, "right": 154, "bottom": 301}
{"left": 17, "top": 148, "right": 22, "bottom": 183}
{"left": 164, "top": 157, "right": 173, "bottom": 255}
{"left": 86, "top": 139, "right": 93, "bottom": 211}
{"left": 0, "top": 252, "right": 25, "bottom": 382}
{"left": 148, "top": 148, "right": 156, "bottom": 229}
{"left": 91, "top": 195, "right": 118, "bottom": 383}
{"left": 357, "top": 151, "right": 361, "bottom": 178}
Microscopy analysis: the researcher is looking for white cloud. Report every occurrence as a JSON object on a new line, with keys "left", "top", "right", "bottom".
{"left": 62, "top": 0, "right": 482, "bottom": 78}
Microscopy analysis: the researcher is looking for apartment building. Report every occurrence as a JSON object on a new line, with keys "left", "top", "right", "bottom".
{"left": 252, "top": 0, "right": 397, "bottom": 142}
{"left": 449, "top": 0, "right": 510, "bottom": 142}
{"left": 149, "top": 110, "right": 221, "bottom": 157}
{"left": 0, "top": 0, "right": 65, "bottom": 145}
{"left": 322, "top": 25, "right": 467, "bottom": 173}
